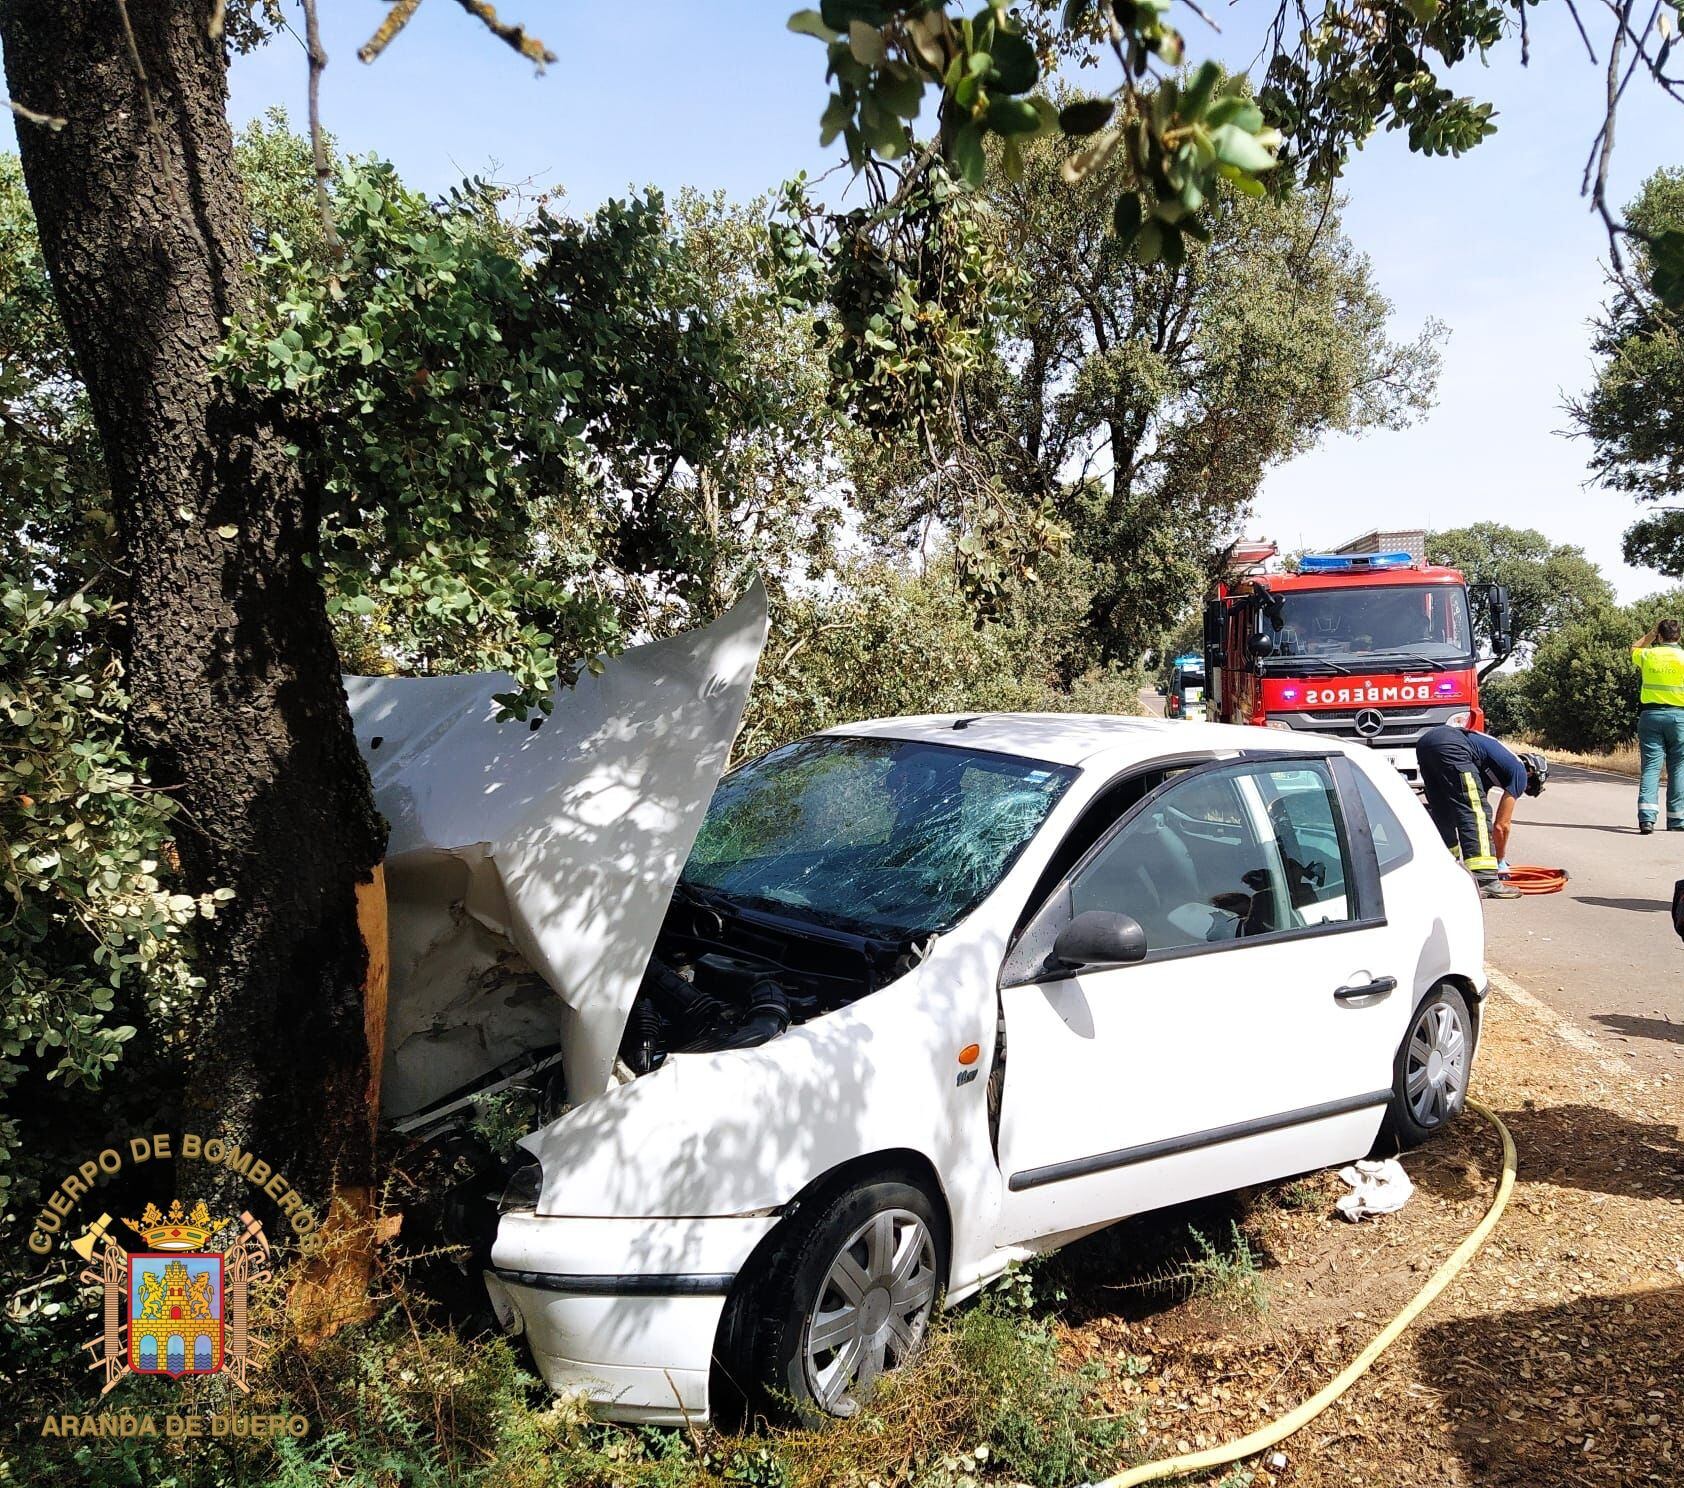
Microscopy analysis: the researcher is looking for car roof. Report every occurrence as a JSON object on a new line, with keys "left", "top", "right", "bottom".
{"left": 823, "top": 712, "right": 1343, "bottom": 770}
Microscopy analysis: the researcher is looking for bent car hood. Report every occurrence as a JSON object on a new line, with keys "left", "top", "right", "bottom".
{"left": 347, "top": 582, "right": 767, "bottom": 1119}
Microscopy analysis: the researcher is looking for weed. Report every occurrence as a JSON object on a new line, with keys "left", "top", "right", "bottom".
{"left": 1275, "top": 1178, "right": 1323, "bottom": 1212}
{"left": 1182, "top": 1223, "right": 1268, "bottom": 1316}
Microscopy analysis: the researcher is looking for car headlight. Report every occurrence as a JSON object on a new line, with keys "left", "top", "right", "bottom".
{"left": 499, "top": 1155, "right": 542, "bottom": 1213}
{"left": 1447, "top": 710, "right": 1471, "bottom": 728}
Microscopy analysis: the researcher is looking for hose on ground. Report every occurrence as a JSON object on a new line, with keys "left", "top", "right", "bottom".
{"left": 1090, "top": 1097, "right": 1517, "bottom": 1488}
{"left": 1500, "top": 865, "right": 1569, "bottom": 894}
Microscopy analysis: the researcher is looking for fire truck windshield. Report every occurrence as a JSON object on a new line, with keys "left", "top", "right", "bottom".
{"left": 1260, "top": 585, "right": 1475, "bottom": 670}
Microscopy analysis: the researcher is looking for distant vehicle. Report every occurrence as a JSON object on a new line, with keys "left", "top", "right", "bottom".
{"left": 1204, "top": 540, "right": 1512, "bottom": 782}
{"left": 1164, "top": 652, "right": 1207, "bottom": 721}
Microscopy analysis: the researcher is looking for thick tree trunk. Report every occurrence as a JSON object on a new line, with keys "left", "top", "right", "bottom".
{"left": 0, "top": 0, "right": 385, "bottom": 1202}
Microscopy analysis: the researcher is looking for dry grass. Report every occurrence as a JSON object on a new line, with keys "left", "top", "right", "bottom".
{"left": 1515, "top": 735, "right": 1640, "bottom": 778}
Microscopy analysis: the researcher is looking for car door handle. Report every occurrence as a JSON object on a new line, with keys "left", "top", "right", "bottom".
{"left": 1333, "top": 976, "right": 1397, "bottom": 1003}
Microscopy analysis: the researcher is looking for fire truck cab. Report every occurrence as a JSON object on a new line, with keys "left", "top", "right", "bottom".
{"left": 1203, "top": 542, "right": 1511, "bottom": 783}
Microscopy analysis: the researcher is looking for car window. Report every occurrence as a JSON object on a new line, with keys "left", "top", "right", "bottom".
{"left": 1068, "top": 760, "right": 1354, "bottom": 958}
{"left": 1353, "top": 766, "right": 1413, "bottom": 874}
{"left": 1251, "top": 765, "right": 1354, "bottom": 924}
{"left": 683, "top": 736, "right": 1076, "bottom": 936}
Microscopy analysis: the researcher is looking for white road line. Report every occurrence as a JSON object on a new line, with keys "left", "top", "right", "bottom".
{"left": 1485, "top": 964, "right": 1634, "bottom": 1080}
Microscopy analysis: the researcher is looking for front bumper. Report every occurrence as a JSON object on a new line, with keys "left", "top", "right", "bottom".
{"left": 488, "top": 1211, "right": 780, "bottom": 1423}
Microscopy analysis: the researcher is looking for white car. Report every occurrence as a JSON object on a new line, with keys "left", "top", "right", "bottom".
{"left": 350, "top": 593, "right": 1485, "bottom": 1428}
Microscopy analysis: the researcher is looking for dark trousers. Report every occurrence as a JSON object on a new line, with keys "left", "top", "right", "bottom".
{"left": 1417, "top": 726, "right": 1498, "bottom": 882}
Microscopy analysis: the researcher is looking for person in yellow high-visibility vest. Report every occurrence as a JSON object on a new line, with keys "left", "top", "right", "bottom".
{"left": 1633, "top": 618, "right": 1684, "bottom": 834}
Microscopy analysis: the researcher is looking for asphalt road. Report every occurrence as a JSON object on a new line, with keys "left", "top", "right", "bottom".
{"left": 1133, "top": 691, "right": 1682, "bottom": 1079}
{"left": 1487, "top": 763, "right": 1684, "bottom": 1081}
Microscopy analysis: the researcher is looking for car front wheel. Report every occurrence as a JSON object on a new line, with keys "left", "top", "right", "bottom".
{"left": 751, "top": 1178, "right": 947, "bottom": 1422}
{"left": 1387, "top": 985, "right": 1472, "bottom": 1147}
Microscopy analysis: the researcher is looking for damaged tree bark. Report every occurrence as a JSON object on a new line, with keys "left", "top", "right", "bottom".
{"left": 0, "top": 1, "right": 386, "bottom": 1204}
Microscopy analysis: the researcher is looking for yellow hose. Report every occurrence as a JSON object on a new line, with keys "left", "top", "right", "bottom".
{"left": 1094, "top": 1097, "right": 1516, "bottom": 1488}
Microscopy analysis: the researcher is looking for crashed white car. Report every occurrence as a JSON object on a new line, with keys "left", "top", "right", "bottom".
{"left": 348, "top": 584, "right": 1485, "bottom": 1425}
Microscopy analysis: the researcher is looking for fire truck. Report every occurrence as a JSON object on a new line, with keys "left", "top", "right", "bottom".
{"left": 1202, "top": 535, "right": 1512, "bottom": 781}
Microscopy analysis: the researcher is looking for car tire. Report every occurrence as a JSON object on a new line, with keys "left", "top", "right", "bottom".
{"left": 747, "top": 1176, "right": 948, "bottom": 1424}
{"left": 1385, "top": 984, "right": 1473, "bottom": 1148}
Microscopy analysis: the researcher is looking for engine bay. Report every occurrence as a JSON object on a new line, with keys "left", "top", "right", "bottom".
{"left": 617, "top": 887, "right": 933, "bottom": 1075}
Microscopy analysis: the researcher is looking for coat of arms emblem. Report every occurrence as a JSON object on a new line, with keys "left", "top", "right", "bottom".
{"left": 79, "top": 1200, "right": 272, "bottom": 1394}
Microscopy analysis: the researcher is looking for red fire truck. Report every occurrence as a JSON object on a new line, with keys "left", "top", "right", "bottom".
{"left": 1203, "top": 540, "right": 1512, "bottom": 782}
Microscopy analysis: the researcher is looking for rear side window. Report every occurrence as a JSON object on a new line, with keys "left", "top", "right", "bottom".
{"left": 1354, "top": 768, "right": 1414, "bottom": 874}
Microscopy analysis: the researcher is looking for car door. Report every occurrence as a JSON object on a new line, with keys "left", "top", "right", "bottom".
{"left": 993, "top": 754, "right": 1401, "bottom": 1247}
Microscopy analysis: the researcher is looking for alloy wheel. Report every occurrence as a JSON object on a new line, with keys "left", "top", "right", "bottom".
{"left": 802, "top": 1207, "right": 938, "bottom": 1416}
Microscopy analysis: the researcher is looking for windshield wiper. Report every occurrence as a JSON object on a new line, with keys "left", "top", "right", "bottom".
{"left": 1360, "top": 650, "right": 1464, "bottom": 673}
{"left": 1258, "top": 655, "right": 1356, "bottom": 676}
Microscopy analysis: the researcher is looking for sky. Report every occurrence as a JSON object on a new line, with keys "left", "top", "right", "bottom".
{"left": 7, "top": 2, "right": 1678, "bottom": 599}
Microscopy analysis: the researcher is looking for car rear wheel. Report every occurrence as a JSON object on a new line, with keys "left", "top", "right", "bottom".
{"left": 750, "top": 1178, "right": 947, "bottom": 1422}
{"left": 1387, "top": 985, "right": 1472, "bottom": 1147}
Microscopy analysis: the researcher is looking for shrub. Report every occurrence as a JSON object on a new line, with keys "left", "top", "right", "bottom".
{"left": 1479, "top": 670, "right": 1535, "bottom": 740}
{"left": 1519, "top": 588, "right": 1684, "bottom": 753}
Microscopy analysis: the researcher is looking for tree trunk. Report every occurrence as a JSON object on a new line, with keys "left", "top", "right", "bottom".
{"left": 0, "top": 0, "right": 385, "bottom": 1203}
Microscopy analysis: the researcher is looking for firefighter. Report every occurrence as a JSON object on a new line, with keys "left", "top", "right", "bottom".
{"left": 1416, "top": 725, "right": 1546, "bottom": 900}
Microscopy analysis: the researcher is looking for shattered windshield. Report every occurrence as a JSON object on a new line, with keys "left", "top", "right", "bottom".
{"left": 1264, "top": 585, "right": 1474, "bottom": 666}
{"left": 681, "top": 736, "right": 1076, "bottom": 936}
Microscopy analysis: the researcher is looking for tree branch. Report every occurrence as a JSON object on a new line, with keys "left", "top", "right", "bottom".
{"left": 450, "top": 0, "right": 556, "bottom": 68}
{"left": 299, "top": 0, "right": 341, "bottom": 253}
{"left": 358, "top": 0, "right": 423, "bottom": 64}
{"left": 3, "top": 96, "right": 65, "bottom": 130}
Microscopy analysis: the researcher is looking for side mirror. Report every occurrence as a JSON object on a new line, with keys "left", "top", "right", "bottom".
{"left": 1493, "top": 632, "right": 1512, "bottom": 659}
{"left": 1052, "top": 911, "right": 1147, "bottom": 972}
{"left": 1247, "top": 632, "right": 1275, "bottom": 659}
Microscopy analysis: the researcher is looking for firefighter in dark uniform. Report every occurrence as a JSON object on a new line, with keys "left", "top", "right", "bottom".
{"left": 1416, "top": 725, "right": 1546, "bottom": 900}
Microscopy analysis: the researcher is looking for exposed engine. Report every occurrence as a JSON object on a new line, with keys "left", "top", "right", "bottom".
{"left": 618, "top": 891, "right": 933, "bottom": 1075}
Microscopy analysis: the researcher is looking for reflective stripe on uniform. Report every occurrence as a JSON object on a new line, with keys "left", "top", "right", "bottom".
{"left": 1462, "top": 770, "right": 1498, "bottom": 871}
{"left": 1633, "top": 644, "right": 1684, "bottom": 706}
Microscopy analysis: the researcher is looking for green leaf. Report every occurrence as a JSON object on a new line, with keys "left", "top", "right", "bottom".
{"left": 952, "top": 121, "right": 987, "bottom": 186}
{"left": 848, "top": 19, "right": 888, "bottom": 66}
{"left": 986, "top": 96, "right": 1043, "bottom": 136}
{"left": 787, "top": 9, "right": 839, "bottom": 41}
{"left": 1059, "top": 98, "right": 1116, "bottom": 136}
{"left": 1182, "top": 60, "right": 1222, "bottom": 118}
{"left": 1210, "top": 123, "right": 1280, "bottom": 173}
{"left": 990, "top": 31, "right": 1038, "bottom": 94}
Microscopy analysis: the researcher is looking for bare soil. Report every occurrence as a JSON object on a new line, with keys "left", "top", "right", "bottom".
{"left": 1044, "top": 982, "right": 1684, "bottom": 1487}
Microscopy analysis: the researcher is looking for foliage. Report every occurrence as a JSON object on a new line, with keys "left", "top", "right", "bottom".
{"left": 0, "top": 590, "right": 215, "bottom": 1221}
{"left": 737, "top": 554, "right": 1145, "bottom": 758}
{"left": 1519, "top": 589, "right": 1684, "bottom": 752}
{"left": 1425, "top": 522, "right": 1613, "bottom": 658}
{"left": 1478, "top": 670, "right": 1536, "bottom": 740}
{"left": 217, "top": 140, "right": 754, "bottom": 714}
{"left": 951, "top": 131, "right": 1438, "bottom": 665}
{"left": 0, "top": 153, "right": 109, "bottom": 601}
{"left": 1568, "top": 169, "right": 1684, "bottom": 575}
{"left": 791, "top": 2, "right": 1684, "bottom": 306}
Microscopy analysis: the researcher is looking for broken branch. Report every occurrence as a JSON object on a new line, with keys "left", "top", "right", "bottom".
{"left": 358, "top": 0, "right": 424, "bottom": 64}
{"left": 3, "top": 96, "right": 66, "bottom": 130}
{"left": 450, "top": 0, "right": 557, "bottom": 68}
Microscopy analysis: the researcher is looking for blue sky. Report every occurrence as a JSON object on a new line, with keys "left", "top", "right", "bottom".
{"left": 9, "top": 3, "right": 1678, "bottom": 598}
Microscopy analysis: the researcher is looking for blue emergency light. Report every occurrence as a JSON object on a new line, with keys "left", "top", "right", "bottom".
{"left": 1297, "top": 551, "right": 1415, "bottom": 574}
{"left": 1172, "top": 653, "right": 1203, "bottom": 669}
